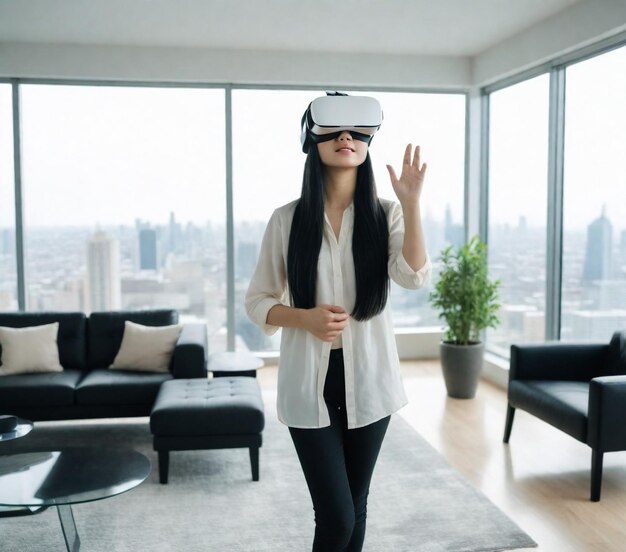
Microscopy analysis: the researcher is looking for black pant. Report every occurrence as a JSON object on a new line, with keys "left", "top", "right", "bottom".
{"left": 288, "top": 348, "right": 391, "bottom": 552}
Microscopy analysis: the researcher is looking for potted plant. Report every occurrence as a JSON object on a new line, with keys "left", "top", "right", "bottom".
{"left": 428, "top": 235, "right": 501, "bottom": 398}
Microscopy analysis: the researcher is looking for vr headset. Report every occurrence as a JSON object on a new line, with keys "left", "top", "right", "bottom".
{"left": 300, "top": 92, "right": 383, "bottom": 153}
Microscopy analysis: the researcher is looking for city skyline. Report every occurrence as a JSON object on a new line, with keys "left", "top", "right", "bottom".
{"left": 1, "top": 205, "right": 624, "bottom": 352}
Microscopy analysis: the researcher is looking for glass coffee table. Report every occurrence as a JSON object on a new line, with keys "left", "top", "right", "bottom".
{"left": 0, "top": 447, "right": 151, "bottom": 551}
{"left": 208, "top": 351, "right": 265, "bottom": 377}
{"left": 0, "top": 416, "right": 33, "bottom": 442}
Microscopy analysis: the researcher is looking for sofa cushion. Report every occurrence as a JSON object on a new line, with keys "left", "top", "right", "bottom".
{"left": 110, "top": 320, "right": 182, "bottom": 373}
{"left": 75, "top": 369, "right": 172, "bottom": 406}
{"left": 0, "top": 322, "right": 63, "bottom": 375}
{"left": 87, "top": 310, "right": 178, "bottom": 370}
{"left": 0, "top": 369, "right": 82, "bottom": 407}
{"left": 509, "top": 380, "right": 589, "bottom": 442}
{"left": 0, "top": 312, "right": 87, "bottom": 371}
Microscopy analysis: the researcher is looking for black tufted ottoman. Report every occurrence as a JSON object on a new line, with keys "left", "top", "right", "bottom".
{"left": 150, "top": 377, "right": 265, "bottom": 483}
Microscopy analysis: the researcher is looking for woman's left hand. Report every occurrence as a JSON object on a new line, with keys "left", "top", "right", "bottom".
{"left": 386, "top": 144, "right": 427, "bottom": 208}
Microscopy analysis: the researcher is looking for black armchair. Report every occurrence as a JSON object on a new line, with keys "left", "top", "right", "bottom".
{"left": 503, "top": 331, "right": 626, "bottom": 501}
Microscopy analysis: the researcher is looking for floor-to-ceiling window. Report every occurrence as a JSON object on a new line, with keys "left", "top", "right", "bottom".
{"left": 486, "top": 42, "right": 626, "bottom": 355}
{"left": 561, "top": 45, "right": 626, "bottom": 341}
{"left": 20, "top": 85, "right": 227, "bottom": 350}
{"left": 0, "top": 84, "right": 17, "bottom": 311}
{"left": 487, "top": 75, "right": 550, "bottom": 357}
{"left": 233, "top": 89, "right": 466, "bottom": 353}
{"left": 351, "top": 91, "right": 466, "bottom": 331}
{"left": 232, "top": 89, "right": 319, "bottom": 353}
{"left": 4, "top": 82, "right": 466, "bottom": 353}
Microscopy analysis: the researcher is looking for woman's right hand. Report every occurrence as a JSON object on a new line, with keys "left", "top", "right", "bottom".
{"left": 304, "top": 304, "right": 349, "bottom": 342}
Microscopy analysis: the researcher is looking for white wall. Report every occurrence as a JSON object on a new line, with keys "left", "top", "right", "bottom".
{"left": 473, "top": 0, "right": 626, "bottom": 86}
{"left": 0, "top": 42, "right": 470, "bottom": 89}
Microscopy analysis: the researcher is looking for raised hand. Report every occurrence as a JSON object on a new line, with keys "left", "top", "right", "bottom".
{"left": 386, "top": 144, "right": 427, "bottom": 208}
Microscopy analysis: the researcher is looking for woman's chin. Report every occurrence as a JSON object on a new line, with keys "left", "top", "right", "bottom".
{"left": 323, "top": 160, "right": 364, "bottom": 170}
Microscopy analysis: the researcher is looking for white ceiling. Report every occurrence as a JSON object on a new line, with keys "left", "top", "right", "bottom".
{"left": 0, "top": 0, "right": 583, "bottom": 57}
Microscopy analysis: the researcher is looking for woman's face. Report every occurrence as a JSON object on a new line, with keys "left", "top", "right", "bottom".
{"left": 316, "top": 130, "right": 368, "bottom": 169}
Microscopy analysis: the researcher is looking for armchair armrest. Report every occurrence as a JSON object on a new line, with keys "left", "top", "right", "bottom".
{"left": 588, "top": 375, "right": 626, "bottom": 452}
{"left": 510, "top": 342, "right": 608, "bottom": 382}
{"left": 171, "top": 323, "right": 208, "bottom": 378}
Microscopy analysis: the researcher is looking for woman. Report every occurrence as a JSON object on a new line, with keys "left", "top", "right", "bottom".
{"left": 245, "top": 93, "right": 431, "bottom": 551}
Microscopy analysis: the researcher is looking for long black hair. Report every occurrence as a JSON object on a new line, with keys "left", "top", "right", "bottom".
{"left": 287, "top": 144, "right": 390, "bottom": 321}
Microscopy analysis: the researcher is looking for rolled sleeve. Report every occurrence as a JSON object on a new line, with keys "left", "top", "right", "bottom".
{"left": 387, "top": 201, "right": 432, "bottom": 289}
{"left": 246, "top": 296, "right": 283, "bottom": 336}
{"left": 392, "top": 250, "right": 432, "bottom": 289}
{"left": 244, "top": 210, "right": 288, "bottom": 336}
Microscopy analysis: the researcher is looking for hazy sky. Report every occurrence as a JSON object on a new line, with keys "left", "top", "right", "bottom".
{"left": 1, "top": 86, "right": 465, "bottom": 229}
{"left": 490, "top": 45, "right": 626, "bottom": 233}
{"left": 232, "top": 89, "right": 465, "bottom": 225}
{"left": 0, "top": 43, "right": 624, "bottom": 234}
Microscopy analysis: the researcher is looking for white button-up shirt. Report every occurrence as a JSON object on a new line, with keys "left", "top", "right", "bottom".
{"left": 245, "top": 197, "right": 432, "bottom": 429}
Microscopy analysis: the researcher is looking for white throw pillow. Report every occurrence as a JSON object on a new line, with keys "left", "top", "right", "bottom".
{"left": 0, "top": 322, "right": 64, "bottom": 376}
{"left": 109, "top": 320, "right": 183, "bottom": 373}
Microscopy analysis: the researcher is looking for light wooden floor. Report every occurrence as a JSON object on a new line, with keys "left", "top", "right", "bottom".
{"left": 257, "top": 360, "right": 626, "bottom": 552}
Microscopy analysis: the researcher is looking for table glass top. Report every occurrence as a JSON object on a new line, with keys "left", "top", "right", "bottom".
{"left": 208, "top": 351, "right": 264, "bottom": 372}
{"left": 0, "top": 417, "right": 33, "bottom": 442}
{"left": 0, "top": 446, "right": 151, "bottom": 507}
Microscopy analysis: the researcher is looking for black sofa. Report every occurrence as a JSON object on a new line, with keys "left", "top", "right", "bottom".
{"left": 0, "top": 309, "right": 207, "bottom": 421}
{"left": 503, "top": 330, "right": 626, "bottom": 501}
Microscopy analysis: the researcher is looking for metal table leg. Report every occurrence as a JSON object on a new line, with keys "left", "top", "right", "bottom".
{"left": 57, "top": 504, "right": 81, "bottom": 552}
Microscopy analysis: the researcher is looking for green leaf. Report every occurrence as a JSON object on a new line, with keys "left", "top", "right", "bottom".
{"left": 428, "top": 235, "right": 501, "bottom": 345}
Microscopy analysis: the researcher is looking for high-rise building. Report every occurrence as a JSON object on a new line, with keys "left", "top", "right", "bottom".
{"left": 0, "top": 228, "right": 15, "bottom": 255}
{"left": 237, "top": 241, "right": 258, "bottom": 280}
{"left": 139, "top": 228, "right": 158, "bottom": 270}
{"left": 518, "top": 215, "right": 528, "bottom": 232}
{"left": 582, "top": 207, "right": 612, "bottom": 283}
{"left": 168, "top": 211, "right": 183, "bottom": 255}
{"left": 523, "top": 311, "right": 545, "bottom": 342}
{"left": 584, "top": 279, "right": 626, "bottom": 310}
{"left": 571, "top": 310, "right": 626, "bottom": 341}
{"left": 0, "top": 228, "right": 14, "bottom": 256}
{"left": 86, "top": 230, "right": 121, "bottom": 312}
{"left": 444, "top": 204, "right": 464, "bottom": 249}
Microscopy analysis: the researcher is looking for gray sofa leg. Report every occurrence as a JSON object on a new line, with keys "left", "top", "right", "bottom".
{"left": 591, "top": 449, "right": 603, "bottom": 502}
{"left": 158, "top": 450, "right": 169, "bottom": 484}
{"left": 503, "top": 404, "right": 515, "bottom": 443}
{"left": 249, "top": 446, "right": 259, "bottom": 481}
